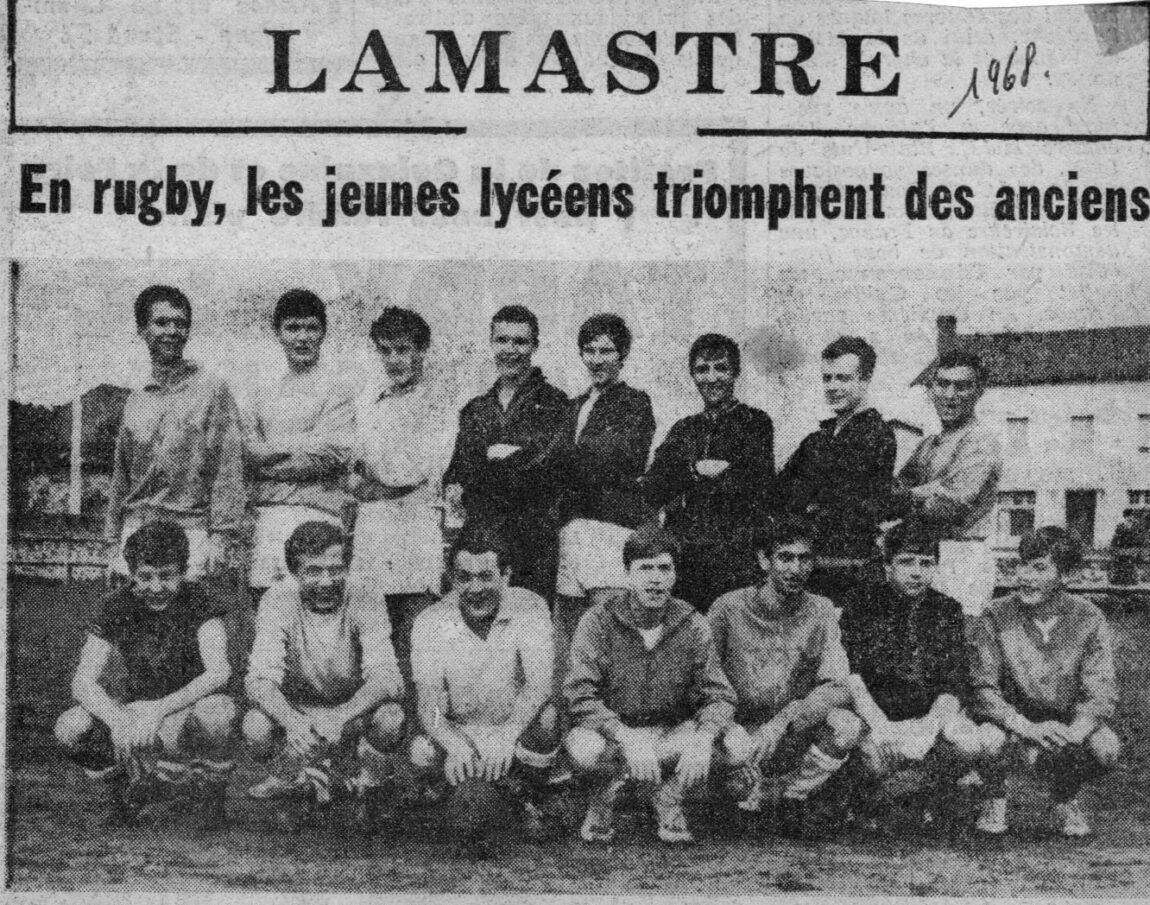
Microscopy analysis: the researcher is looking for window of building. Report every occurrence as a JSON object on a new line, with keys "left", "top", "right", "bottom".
{"left": 1070, "top": 415, "right": 1094, "bottom": 453}
{"left": 1139, "top": 415, "right": 1150, "bottom": 453}
{"left": 1005, "top": 417, "right": 1030, "bottom": 455}
{"left": 996, "top": 491, "right": 1036, "bottom": 542}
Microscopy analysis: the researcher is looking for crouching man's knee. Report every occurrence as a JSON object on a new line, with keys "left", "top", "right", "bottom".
{"left": 364, "top": 702, "right": 406, "bottom": 752}
{"left": 241, "top": 708, "right": 279, "bottom": 757}
{"left": 1088, "top": 726, "right": 1121, "bottom": 769}
{"left": 409, "top": 734, "right": 441, "bottom": 771}
{"left": 820, "top": 708, "right": 863, "bottom": 757}
{"left": 192, "top": 695, "right": 238, "bottom": 743}
{"left": 565, "top": 727, "right": 608, "bottom": 773}
{"left": 719, "top": 724, "right": 754, "bottom": 768}
{"left": 54, "top": 706, "right": 95, "bottom": 751}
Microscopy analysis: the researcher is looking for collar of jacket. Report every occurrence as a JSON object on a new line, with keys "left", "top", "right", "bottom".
{"left": 605, "top": 591, "right": 695, "bottom": 641}
{"left": 574, "top": 379, "right": 628, "bottom": 406}
{"left": 485, "top": 366, "right": 548, "bottom": 404}
{"left": 818, "top": 406, "right": 881, "bottom": 433}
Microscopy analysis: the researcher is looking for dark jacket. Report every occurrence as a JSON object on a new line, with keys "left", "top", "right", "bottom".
{"left": 839, "top": 582, "right": 967, "bottom": 721}
{"left": 560, "top": 381, "right": 656, "bottom": 528}
{"left": 776, "top": 408, "right": 897, "bottom": 558}
{"left": 642, "top": 401, "right": 775, "bottom": 547}
{"left": 564, "top": 592, "right": 737, "bottom": 732}
{"left": 444, "top": 367, "right": 569, "bottom": 518}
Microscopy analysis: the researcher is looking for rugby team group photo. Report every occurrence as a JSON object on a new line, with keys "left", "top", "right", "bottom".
{"left": 20, "top": 277, "right": 1132, "bottom": 865}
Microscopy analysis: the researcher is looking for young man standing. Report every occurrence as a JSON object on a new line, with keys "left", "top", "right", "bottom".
{"left": 242, "top": 289, "right": 356, "bottom": 596}
{"left": 893, "top": 350, "right": 1003, "bottom": 617}
{"left": 444, "top": 305, "right": 569, "bottom": 596}
{"left": 644, "top": 334, "right": 775, "bottom": 612}
{"left": 106, "top": 285, "right": 246, "bottom": 580}
{"left": 565, "top": 525, "right": 736, "bottom": 845}
{"left": 408, "top": 527, "right": 562, "bottom": 844}
{"left": 840, "top": 522, "right": 1005, "bottom": 830}
{"left": 709, "top": 517, "right": 862, "bottom": 837}
{"left": 243, "top": 522, "right": 406, "bottom": 833}
{"left": 777, "top": 337, "right": 897, "bottom": 602}
{"left": 54, "top": 522, "right": 236, "bottom": 828}
{"left": 970, "top": 527, "right": 1120, "bottom": 838}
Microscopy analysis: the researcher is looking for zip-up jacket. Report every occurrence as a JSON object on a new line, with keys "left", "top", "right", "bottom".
{"left": 564, "top": 592, "right": 736, "bottom": 734}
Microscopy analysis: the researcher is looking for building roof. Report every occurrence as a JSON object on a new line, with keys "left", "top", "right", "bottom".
{"left": 912, "top": 324, "right": 1150, "bottom": 388}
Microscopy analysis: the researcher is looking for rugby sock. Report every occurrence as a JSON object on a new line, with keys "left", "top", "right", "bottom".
{"left": 782, "top": 745, "right": 846, "bottom": 801}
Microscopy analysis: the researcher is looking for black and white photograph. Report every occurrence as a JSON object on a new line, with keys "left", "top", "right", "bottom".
{"left": 3, "top": 0, "right": 1150, "bottom": 898}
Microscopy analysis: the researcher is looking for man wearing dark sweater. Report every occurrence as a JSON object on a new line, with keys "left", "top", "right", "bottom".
{"left": 777, "top": 337, "right": 896, "bottom": 602}
{"left": 444, "top": 305, "right": 569, "bottom": 596}
{"left": 643, "top": 334, "right": 775, "bottom": 612}
{"left": 840, "top": 521, "right": 1004, "bottom": 828}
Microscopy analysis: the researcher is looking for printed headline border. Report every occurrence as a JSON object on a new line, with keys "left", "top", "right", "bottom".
{"left": 5, "top": 0, "right": 1150, "bottom": 141}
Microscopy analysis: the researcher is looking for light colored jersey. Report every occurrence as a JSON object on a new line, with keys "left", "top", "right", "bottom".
{"left": 410, "top": 587, "right": 552, "bottom": 726}
{"left": 247, "top": 578, "right": 401, "bottom": 706}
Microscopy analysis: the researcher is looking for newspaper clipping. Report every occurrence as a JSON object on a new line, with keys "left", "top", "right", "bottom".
{"left": 3, "top": 0, "right": 1149, "bottom": 896}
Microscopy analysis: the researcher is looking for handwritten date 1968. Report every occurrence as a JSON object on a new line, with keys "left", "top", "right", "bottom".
{"left": 948, "top": 42, "right": 1042, "bottom": 120}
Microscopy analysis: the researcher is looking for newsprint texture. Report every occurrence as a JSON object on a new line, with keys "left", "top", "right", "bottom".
{"left": 2, "top": 0, "right": 1149, "bottom": 898}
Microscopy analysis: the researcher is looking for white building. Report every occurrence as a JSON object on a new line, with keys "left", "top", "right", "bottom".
{"left": 917, "top": 316, "right": 1150, "bottom": 551}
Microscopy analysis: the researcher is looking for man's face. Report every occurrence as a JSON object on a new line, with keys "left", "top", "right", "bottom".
{"left": 130, "top": 562, "right": 185, "bottom": 612}
{"left": 1016, "top": 554, "right": 1062, "bottom": 609}
{"left": 626, "top": 553, "right": 676, "bottom": 610}
{"left": 581, "top": 335, "right": 623, "bottom": 389}
{"left": 822, "top": 354, "right": 868, "bottom": 417}
{"left": 691, "top": 353, "right": 736, "bottom": 408}
{"left": 295, "top": 544, "right": 348, "bottom": 613}
{"left": 761, "top": 540, "right": 815, "bottom": 599}
{"left": 276, "top": 315, "right": 325, "bottom": 370}
{"left": 886, "top": 551, "right": 937, "bottom": 600}
{"left": 453, "top": 550, "right": 507, "bottom": 622}
{"left": 375, "top": 336, "right": 425, "bottom": 387}
{"left": 929, "top": 365, "right": 983, "bottom": 428}
{"left": 491, "top": 320, "right": 537, "bottom": 382}
{"left": 139, "top": 300, "right": 190, "bottom": 366}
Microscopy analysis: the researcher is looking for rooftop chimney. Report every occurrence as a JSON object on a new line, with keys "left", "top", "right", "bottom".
{"left": 937, "top": 315, "right": 958, "bottom": 357}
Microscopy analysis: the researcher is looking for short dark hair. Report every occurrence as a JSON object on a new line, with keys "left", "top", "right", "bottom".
{"left": 273, "top": 289, "right": 327, "bottom": 332}
{"left": 284, "top": 521, "right": 350, "bottom": 575}
{"left": 123, "top": 521, "right": 190, "bottom": 574}
{"left": 688, "top": 333, "right": 741, "bottom": 377}
{"left": 370, "top": 306, "right": 431, "bottom": 351}
{"left": 822, "top": 336, "right": 877, "bottom": 379}
{"left": 934, "top": 349, "right": 989, "bottom": 386}
{"left": 883, "top": 520, "right": 939, "bottom": 562}
{"left": 451, "top": 524, "right": 512, "bottom": 573}
{"left": 578, "top": 313, "right": 632, "bottom": 360}
{"left": 1018, "top": 526, "right": 1084, "bottom": 574}
{"left": 623, "top": 523, "right": 680, "bottom": 569}
{"left": 491, "top": 305, "right": 539, "bottom": 345}
{"left": 754, "top": 515, "right": 818, "bottom": 556}
{"left": 134, "top": 285, "right": 192, "bottom": 331}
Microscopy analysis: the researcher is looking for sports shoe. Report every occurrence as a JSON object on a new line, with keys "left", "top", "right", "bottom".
{"left": 975, "top": 797, "right": 1008, "bottom": 835}
{"left": 246, "top": 774, "right": 307, "bottom": 801}
{"left": 1054, "top": 798, "right": 1091, "bottom": 838}
{"left": 580, "top": 775, "right": 627, "bottom": 843}
{"left": 653, "top": 775, "right": 695, "bottom": 845}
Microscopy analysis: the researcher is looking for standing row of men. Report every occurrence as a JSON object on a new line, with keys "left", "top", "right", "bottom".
{"left": 103, "top": 283, "right": 1003, "bottom": 624}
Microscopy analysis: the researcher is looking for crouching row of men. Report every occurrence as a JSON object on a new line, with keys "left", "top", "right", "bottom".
{"left": 56, "top": 515, "right": 1120, "bottom": 844}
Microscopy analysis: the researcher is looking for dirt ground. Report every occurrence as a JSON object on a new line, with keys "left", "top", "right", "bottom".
{"left": 8, "top": 577, "right": 1150, "bottom": 895}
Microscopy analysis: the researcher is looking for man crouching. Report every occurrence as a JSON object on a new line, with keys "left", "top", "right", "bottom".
{"left": 564, "top": 525, "right": 737, "bottom": 845}
{"left": 709, "top": 517, "right": 863, "bottom": 838}
{"left": 54, "top": 522, "right": 236, "bottom": 829}
{"left": 242, "top": 521, "right": 406, "bottom": 833}
{"left": 408, "top": 526, "right": 563, "bottom": 851}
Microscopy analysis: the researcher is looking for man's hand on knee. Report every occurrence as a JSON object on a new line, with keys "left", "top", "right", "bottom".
{"left": 615, "top": 728, "right": 660, "bottom": 783}
{"left": 677, "top": 729, "right": 716, "bottom": 787}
